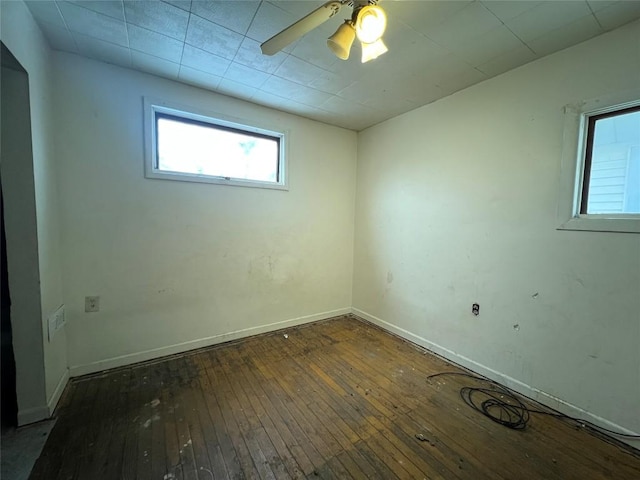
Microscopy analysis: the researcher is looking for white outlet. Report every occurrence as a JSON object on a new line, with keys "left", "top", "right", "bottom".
{"left": 48, "top": 305, "right": 65, "bottom": 342}
{"left": 85, "top": 296, "right": 100, "bottom": 312}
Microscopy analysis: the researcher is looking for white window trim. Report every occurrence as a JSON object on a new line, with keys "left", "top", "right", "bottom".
{"left": 144, "top": 97, "right": 289, "bottom": 190}
{"left": 557, "top": 88, "right": 640, "bottom": 234}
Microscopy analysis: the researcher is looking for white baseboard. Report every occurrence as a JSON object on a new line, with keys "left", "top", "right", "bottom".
{"left": 69, "top": 308, "right": 351, "bottom": 377}
{"left": 17, "top": 405, "right": 49, "bottom": 426}
{"left": 352, "top": 308, "right": 640, "bottom": 450}
{"left": 48, "top": 368, "right": 69, "bottom": 416}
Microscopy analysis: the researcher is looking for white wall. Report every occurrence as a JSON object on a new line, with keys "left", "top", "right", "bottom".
{"left": 0, "top": 0, "right": 68, "bottom": 423}
{"left": 354, "top": 19, "right": 640, "bottom": 444}
{"left": 52, "top": 53, "right": 357, "bottom": 375}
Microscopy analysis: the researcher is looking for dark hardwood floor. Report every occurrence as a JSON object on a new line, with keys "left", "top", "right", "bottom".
{"left": 30, "top": 316, "right": 640, "bottom": 479}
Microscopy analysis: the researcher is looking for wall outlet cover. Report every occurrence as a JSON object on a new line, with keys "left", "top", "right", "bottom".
{"left": 85, "top": 296, "right": 100, "bottom": 313}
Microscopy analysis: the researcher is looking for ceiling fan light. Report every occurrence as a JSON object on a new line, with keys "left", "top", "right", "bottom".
{"left": 361, "top": 38, "right": 388, "bottom": 63}
{"left": 355, "top": 5, "right": 387, "bottom": 44}
{"left": 327, "top": 21, "right": 356, "bottom": 60}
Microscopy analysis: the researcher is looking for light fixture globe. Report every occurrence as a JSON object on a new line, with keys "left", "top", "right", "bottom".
{"left": 327, "top": 20, "right": 356, "bottom": 60}
{"left": 355, "top": 5, "right": 387, "bottom": 44}
{"left": 361, "top": 38, "right": 388, "bottom": 63}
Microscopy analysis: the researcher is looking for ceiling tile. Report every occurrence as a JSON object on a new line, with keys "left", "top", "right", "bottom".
{"left": 267, "top": 1, "right": 326, "bottom": 22}
{"left": 527, "top": 14, "right": 603, "bottom": 57}
{"left": 251, "top": 90, "right": 289, "bottom": 110}
{"left": 25, "top": 1, "right": 66, "bottom": 26}
{"left": 131, "top": 51, "right": 180, "bottom": 78}
{"left": 190, "top": 1, "right": 260, "bottom": 35}
{"left": 217, "top": 78, "right": 259, "bottom": 100}
{"left": 476, "top": 44, "right": 537, "bottom": 77}
{"left": 269, "top": 0, "right": 344, "bottom": 35}
{"left": 317, "top": 95, "right": 360, "bottom": 114}
{"left": 67, "top": 1, "right": 125, "bottom": 21}
{"left": 24, "top": 0, "right": 640, "bottom": 132}
{"left": 273, "top": 55, "right": 327, "bottom": 86}
{"left": 58, "top": 1, "right": 128, "bottom": 47}
{"left": 424, "top": 1, "right": 504, "bottom": 48}
{"left": 290, "top": 29, "right": 339, "bottom": 69}
{"left": 450, "top": 25, "right": 526, "bottom": 67}
{"left": 383, "top": 19, "right": 448, "bottom": 63}
{"left": 181, "top": 44, "right": 231, "bottom": 77}
{"left": 388, "top": 0, "right": 473, "bottom": 36}
{"left": 372, "top": 73, "right": 445, "bottom": 107}
{"left": 419, "top": 54, "right": 478, "bottom": 84}
{"left": 37, "top": 20, "right": 78, "bottom": 52}
{"left": 505, "top": 1, "right": 593, "bottom": 42}
{"left": 586, "top": 1, "right": 619, "bottom": 13}
{"left": 479, "top": 1, "right": 542, "bottom": 22}
{"left": 307, "top": 69, "right": 355, "bottom": 95}
{"left": 185, "top": 14, "right": 243, "bottom": 60}
{"left": 436, "top": 66, "right": 488, "bottom": 96}
{"left": 73, "top": 32, "right": 131, "bottom": 67}
{"left": 162, "top": 0, "right": 191, "bottom": 12}
{"left": 123, "top": 0, "right": 189, "bottom": 40}
{"left": 336, "top": 77, "right": 390, "bottom": 104}
{"left": 224, "top": 62, "right": 270, "bottom": 88}
{"left": 283, "top": 100, "right": 328, "bottom": 121}
{"left": 178, "top": 65, "right": 221, "bottom": 90}
{"left": 233, "top": 37, "right": 289, "bottom": 74}
{"left": 128, "top": 24, "right": 184, "bottom": 62}
{"left": 245, "top": 1, "right": 301, "bottom": 51}
{"left": 362, "top": 91, "right": 420, "bottom": 118}
{"left": 260, "top": 75, "right": 333, "bottom": 106}
{"left": 594, "top": 1, "right": 640, "bottom": 30}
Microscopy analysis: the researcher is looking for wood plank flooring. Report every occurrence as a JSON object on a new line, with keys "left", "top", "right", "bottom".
{"left": 30, "top": 316, "right": 640, "bottom": 479}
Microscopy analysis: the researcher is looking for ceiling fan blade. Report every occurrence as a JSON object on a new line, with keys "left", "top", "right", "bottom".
{"left": 261, "top": 1, "right": 345, "bottom": 56}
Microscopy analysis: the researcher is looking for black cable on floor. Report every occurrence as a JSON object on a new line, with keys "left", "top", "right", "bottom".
{"left": 426, "top": 371, "right": 640, "bottom": 439}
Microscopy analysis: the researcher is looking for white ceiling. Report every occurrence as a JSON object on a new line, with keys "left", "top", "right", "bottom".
{"left": 25, "top": 0, "right": 640, "bottom": 130}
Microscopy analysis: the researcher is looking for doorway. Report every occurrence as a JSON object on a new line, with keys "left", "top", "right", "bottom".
{"left": 0, "top": 185, "right": 18, "bottom": 431}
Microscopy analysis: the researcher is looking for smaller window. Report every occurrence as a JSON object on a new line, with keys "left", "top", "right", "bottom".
{"left": 557, "top": 89, "right": 640, "bottom": 234}
{"left": 144, "top": 99, "right": 287, "bottom": 190}
{"left": 580, "top": 105, "right": 640, "bottom": 215}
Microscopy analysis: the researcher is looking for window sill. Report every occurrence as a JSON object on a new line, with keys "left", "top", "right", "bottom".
{"left": 557, "top": 215, "right": 640, "bottom": 234}
{"left": 145, "top": 169, "right": 289, "bottom": 191}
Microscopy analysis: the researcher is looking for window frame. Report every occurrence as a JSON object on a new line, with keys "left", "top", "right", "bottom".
{"left": 144, "top": 97, "right": 288, "bottom": 190}
{"left": 557, "top": 88, "right": 640, "bottom": 234}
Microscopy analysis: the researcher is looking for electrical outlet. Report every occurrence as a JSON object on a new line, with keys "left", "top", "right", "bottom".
{"left": 85, "top": 296, "right": 100, "bottom": 313}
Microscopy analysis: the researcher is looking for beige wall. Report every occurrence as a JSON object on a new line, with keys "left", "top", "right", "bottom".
{"left": 52, "top": 52, "right": 357, "bottom": 374}
{"left": 354, "top": 19, "right": 640, "bottom": 445}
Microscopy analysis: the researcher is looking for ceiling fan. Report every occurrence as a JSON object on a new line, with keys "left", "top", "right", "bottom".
{"left": 260, "top": 0, "right": 389, "bottom": 63}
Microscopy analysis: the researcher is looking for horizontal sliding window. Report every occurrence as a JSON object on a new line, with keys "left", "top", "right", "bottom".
{"left": 144, "top": 99, "right": 287, "bottom": 190}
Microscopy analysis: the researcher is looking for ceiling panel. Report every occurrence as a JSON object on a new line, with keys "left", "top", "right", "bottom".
{"left": 68, "top": 0, "right": 125, "bottom": 21}
{"left": 131, "top": 50, "right": 180, "bottom": 78}
{"left": 24, "top": 0, "right": 640, "bottom": 131}
{"left": 190, "top": 1, "right": 260, "bottom": 34}
{"left": 185, "top": 13, "right": 244, "bottom": 60}
{"left": 123, "top": 0, "right": 189, "bottom": 40}
{"left": 504, "top": 1, "right": 593, "bottom": 43}
{"left": 128, "top": 23, "right": 184, "bottom": 62}
{"left": 59, "top": 1, "right": 129, "bottom": 46}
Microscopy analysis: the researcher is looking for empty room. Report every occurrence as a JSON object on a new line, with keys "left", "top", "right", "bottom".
{"left": 1, "top": 0, "right": 639, "bottom": 478}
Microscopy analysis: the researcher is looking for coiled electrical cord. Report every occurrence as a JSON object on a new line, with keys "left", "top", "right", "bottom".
{"left": 426, "top": 372, "right": 640, "bottom": 439}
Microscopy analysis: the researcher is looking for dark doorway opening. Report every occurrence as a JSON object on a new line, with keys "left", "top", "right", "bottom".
{"left": 1, "top": 185, "right": 18, "bottom": 432}
{"left": 1, "top": 41, "right": 24, "bottom": 432}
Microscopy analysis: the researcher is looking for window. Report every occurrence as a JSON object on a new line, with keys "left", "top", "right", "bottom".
{"left": 144, "top": 99, "right": 287, "bottom": 190}
{"left": 581, "top": 106, "right": 640, "bottom": 215}
{"left": 557, "top": 89, "right": 640, "bottom": 233}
